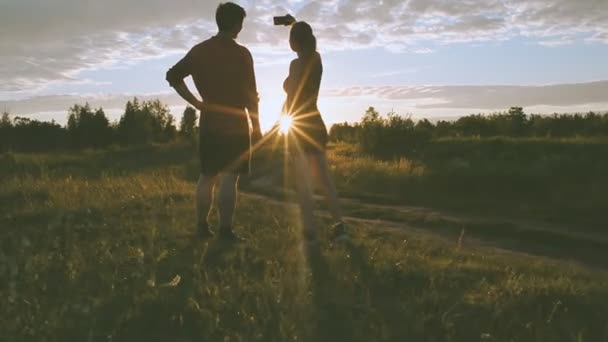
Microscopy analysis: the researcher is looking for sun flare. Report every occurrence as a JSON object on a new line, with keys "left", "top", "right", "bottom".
{"left": 279, "top": 115, "right": 293, "bottom": 135}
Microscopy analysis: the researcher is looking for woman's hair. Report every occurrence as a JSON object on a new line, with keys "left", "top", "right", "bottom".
{"left": 290, "top": 21, "right": 317, "bottom": 56}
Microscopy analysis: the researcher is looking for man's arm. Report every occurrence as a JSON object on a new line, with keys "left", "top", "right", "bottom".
{"left": 166, "top": 50, "right": 203, "bottom": 110}
{"left": 244, "top": 49, "right": 261, "bottom": 139}
{"left": 170, "top": 80, "right": 203, "bottom": 110}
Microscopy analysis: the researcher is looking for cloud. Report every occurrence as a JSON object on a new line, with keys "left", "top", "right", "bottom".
{"left": 1, "top": 0, "right": 608, "bottom": 93}
{"left": 323, "top": 81, "right": 608, "bottom": 109}
{"left": 0, "top": 93, "right": 183, "bottom": 116}
{"left": 0, "top": 0, "right": 219, "bottom": 93}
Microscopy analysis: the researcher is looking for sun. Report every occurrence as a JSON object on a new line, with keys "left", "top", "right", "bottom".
{"left": 279, "top": 115, "right": 293, "bottom": 135}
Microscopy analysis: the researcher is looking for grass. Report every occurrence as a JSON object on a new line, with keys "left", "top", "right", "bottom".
{"left": 324, "top": 138, "right": 608, "bottom": 228}
{"left": 2, "top": 144, "right": 608, "bottom": 341}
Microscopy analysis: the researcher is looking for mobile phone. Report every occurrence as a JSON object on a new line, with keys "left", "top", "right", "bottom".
{"left": 273, "top": 15, "right": 295, "bottom": 26}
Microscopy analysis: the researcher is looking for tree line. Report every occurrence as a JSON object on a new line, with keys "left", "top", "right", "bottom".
{"left": 329, "top": 107, "right": 608, "bottom": 158}
{"left": 0, "top": 98, "right": 199, "bottom": 152}
{"left": 3, "top": 102, "right": 607, "bottom": 155}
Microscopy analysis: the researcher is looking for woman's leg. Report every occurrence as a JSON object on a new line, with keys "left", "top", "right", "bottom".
{"left": 312, "top": 152, "right": 343, "bottom": 223}
{"left": 293, "top": 153, "right": 316, "bottom": 239}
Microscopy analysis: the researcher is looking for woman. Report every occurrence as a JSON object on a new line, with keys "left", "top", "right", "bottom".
{"left": 282, "top": 21, "right": 347, "bottom": 243}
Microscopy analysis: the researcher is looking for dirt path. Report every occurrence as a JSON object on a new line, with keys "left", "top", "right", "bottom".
{"left": 242, "top": 189, "right": 608, "bottom": 271}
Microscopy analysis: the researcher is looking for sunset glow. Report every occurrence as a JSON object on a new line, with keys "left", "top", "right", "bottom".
{"left": 278, "top": 114, "right": 293, "bottom": 135}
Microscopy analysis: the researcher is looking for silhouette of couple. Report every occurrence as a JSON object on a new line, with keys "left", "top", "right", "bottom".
{"left": 166, "top": 3, "right": 346, "bottom": 243}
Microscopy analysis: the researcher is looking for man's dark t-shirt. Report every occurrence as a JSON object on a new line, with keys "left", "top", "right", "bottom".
{"left": 166, "top": 34, "right": 258, "bottom": 175}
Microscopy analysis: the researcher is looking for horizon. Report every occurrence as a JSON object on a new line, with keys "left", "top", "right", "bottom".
{"left": 1, "top": 0, "right": 608, "bottom": 130}
{"left": 3, "top": 96, "right": 608, "bottom": 131}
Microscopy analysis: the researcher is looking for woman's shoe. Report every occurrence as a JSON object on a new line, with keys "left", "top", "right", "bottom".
{"left": 330, "top": 222, "right": 350, "bottom": 242}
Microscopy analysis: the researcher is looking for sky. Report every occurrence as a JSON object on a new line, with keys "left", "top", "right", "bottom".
{"left": 1, "top": 0, "right": 608, "bottom": 131}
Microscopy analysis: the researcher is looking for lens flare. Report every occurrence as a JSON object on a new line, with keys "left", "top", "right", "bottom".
{"left": 279, "top": 115, "right": 293, "bottom": 135}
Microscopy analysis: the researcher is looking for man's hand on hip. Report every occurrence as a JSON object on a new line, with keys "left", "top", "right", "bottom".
{"left": 193, "top": 100, "right": 205, "bottom": 111}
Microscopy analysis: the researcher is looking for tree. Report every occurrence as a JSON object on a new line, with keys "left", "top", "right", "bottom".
{"left": 1, "top": 111, "right": 11, "bottom": 128}
{"left": 0, "top": 111, "right": 12, "bottom": 151}
{"left": 163, "top": 112, "right": 177, "bottom": 142}
{"left": 118, "top": 98, "right": 147, "bottom": 144}
{"left": 180, "top": 106, "right": 198, "bottom": 139}
{"left": 507, "top": 106, "right": 527, "bottom": 136}
{"left": 143, "top": 98, "right": 176, "bottom": 142}
{"left": 9, "top": 116, "right": 67, "bottom": 151}
{"left": 117, "top": 97, "right": 177, "bottom": 145}
{"left": 67, "top": 103, "right": 112, "bottom": 148}
{"left": 329, "top": 121, "right": 359, "bottom": 142}
{"left": 358, "top": 107, "right": 384, "bottom": 155}
{"left": 361, "top": 106, "right": 381, "bottom": 124}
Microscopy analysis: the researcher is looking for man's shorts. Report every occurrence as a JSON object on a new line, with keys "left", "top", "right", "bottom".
{"left": 199, "top": 112, "right": 250, "bottom": 176}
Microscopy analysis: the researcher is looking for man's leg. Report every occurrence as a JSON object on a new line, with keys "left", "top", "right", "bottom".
{"left": 196, "top": 173, "right": 216, "bottom": 237}
{"left": 217, "top": 173, "right": 240, "bottom": 239}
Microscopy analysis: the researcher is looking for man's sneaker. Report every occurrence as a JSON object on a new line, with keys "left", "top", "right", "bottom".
{"left": 303, "top": 229, "right": 318, "bottom": 243}
{"left": 197, "top": 222, "right": 214, "bottom": 240}
{"left": 330, "top": 222, "right": 350, "bottom": 242}
{"left": 302, "top": 230, "right": 320, "bottom": 250}
{"left": 218, "top": 227, "right": 244, "bottom": 243}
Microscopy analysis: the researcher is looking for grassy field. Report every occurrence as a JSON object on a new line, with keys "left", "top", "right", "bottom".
{"left": 2, "top": 143, "right": 608, "bottom": 341}
{"left": 326, "top": 138, "right": 608, "bottom": 228}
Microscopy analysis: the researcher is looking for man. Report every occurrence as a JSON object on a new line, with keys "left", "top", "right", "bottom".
{"left": 166, "top": 2, "right": 262, "bottom": 241}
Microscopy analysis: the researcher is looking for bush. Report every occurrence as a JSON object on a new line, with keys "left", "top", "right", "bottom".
{"left": 329, "top": 106, "right": 608, "bottom": 158}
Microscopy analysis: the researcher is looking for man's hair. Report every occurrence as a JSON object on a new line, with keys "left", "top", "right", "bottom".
{"left": 216, "top": 2, "right": 246, "bottom": 31}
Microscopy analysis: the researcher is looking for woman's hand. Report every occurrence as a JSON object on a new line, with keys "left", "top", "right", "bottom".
{"left": 284, "top": 14, "right": 296, "bottom": 26}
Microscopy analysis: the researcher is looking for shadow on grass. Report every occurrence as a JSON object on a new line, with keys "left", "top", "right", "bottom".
{"left": 304, "top": 241, "right": 358, "bottom": 342}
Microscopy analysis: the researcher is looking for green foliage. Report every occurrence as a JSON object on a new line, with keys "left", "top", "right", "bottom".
{"left": 1, "top": 98, "right": 181, "bottom": 151}
{"left": 0, "top": 112, "right": 13, "bottom": 151}
{"left": 330, "top": 107, "right": 608, "bottom": 158}
{"left": 179, "top": 106, "right": 198, "bottom": 140}
{"left": 67, "top": 103, "right": 113, "bottom": 148}
{"left": 117, "top": 98, "right": 176, "bottom": 145}
{"left": 354, "top": 107, "right": 432, "bottom": 158}
{"left": 1, "top": 111, "right": 11, "bottom": 128}
{"left": 0, "top": 116, "right": 67, "bottom": 152}
{"left": 328, "top": 121, "right": 358, "bottom": 142}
